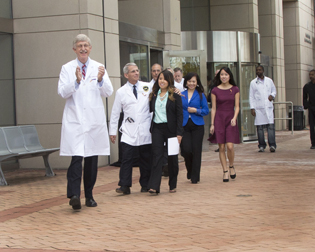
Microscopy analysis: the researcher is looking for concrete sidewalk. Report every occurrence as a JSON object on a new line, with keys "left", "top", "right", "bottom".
{"left": 0, "top": 130, "right": 315, "bottom": 252}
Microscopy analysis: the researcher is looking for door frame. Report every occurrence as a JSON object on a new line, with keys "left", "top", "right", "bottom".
{"left": 163, "top": 50, "right": 209, "bottom": 151}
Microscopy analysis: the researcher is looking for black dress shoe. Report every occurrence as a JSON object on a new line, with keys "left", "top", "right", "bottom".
{"left": 69, "top": 195, "right": 81, "bottom": 210}
{"left": 85, "top": 198, "right": 97, "bottom": 207}
{"left": 141, "top": 187, "right": 149, "bottom": 192}
{"left": 229, "top": 166, "right": 236, "bottom": 179}
{"left": 116, "top": 186, "right": 131, "bottom": 195}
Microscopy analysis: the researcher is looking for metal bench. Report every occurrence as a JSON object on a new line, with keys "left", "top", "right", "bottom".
{"left": 0, "top": 125, "right": 59, "bottom": 185}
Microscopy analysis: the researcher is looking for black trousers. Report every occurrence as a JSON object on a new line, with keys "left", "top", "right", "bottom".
{"left": 67, "top": 155, "right": 98, "bottom": 199}
{"left": 309, "top": 109, "right": 315, "bottom": 146}
{"left": 148, "top": 123, "right": 178, "bottom": 192}
{"left": 119, "top": 142, "right": 151, "bottom": 188}
{"left": 181, "top": 118, "right": 204, "bottom": 183}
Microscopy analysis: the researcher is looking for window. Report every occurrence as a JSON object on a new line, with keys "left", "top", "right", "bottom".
{"left": 119, "top": 41, "right": 149, "bottom": 84}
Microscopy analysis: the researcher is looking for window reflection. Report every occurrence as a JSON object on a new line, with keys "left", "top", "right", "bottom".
{"left": 169, "top": 56, "right": 200, "bottom": 77}
{"left": 119, "top": 41, "right": 149, "bottom": 85}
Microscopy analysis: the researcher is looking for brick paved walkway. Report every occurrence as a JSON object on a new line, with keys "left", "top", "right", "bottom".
{"left": 0, "top": 130, "right": 314, "bottom": 252}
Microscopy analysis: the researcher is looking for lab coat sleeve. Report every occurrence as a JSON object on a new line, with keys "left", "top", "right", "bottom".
{"left": 109, "top": 90, "right": 123, "bottom": 136}
{"left": 99, "top": 69, "right": 114, "bottom": 98}
{"left": 249, "top": 81, "right": 255, "bottom": 109}
{"left": 270, "top": 79, "right": 276, "bottom": 98}
{"left": 58, "top": 65, "right": 76, "bottom": 99}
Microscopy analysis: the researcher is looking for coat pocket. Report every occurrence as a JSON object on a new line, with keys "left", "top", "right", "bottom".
{"left": 120, "top": 122, "right": 138, "bottom": 137}
{"left": 65, "top": 105, "right": 79, "bottom": 123}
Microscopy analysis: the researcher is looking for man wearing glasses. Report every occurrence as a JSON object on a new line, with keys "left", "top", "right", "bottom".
{"left": 109, "top": 63, "right": 152, "bottom": 195}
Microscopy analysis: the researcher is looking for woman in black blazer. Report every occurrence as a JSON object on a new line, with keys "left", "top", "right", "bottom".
{"left": 148, "top": 70, "right": 183, "bottom": 194}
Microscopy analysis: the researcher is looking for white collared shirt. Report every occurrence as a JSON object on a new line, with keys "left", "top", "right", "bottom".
{"left": 174, "top": 78, "right": 185, "bottom": 92}
{"left": 128, "top": 82, "right": 137, "bottom": 93}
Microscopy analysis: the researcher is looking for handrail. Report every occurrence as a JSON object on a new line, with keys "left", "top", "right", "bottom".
{"left": 273, "top": 101, "right": 294, "bottom": 135}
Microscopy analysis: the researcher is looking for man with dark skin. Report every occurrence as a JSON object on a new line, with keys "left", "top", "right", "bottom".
{"left": 249, "top": 65, "right": 277, "bottom": 152}
{"left": 303, "top": 70, "right": 315, "bottom": 149}
{"left": 251, "top": 67, "right": 274, "bottom": 117}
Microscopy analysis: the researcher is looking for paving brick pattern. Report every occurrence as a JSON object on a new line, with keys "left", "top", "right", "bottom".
{"left": 0, "top": 130, "right": 314, "bottom": 252}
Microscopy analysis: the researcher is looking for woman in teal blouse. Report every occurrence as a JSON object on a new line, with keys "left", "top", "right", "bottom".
{"left": 147, "top": 70, "right": 183, "bottom": 194}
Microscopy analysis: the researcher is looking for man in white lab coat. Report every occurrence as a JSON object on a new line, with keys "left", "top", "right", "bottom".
{"left": 149, "top": 63, "right": 162, "bottom": 86}
{"left": 249, "top": 65, "right": 277, "bottom": 152}
{"left": 58, "top": 34, "right": 113, "bottom": 210}
{"left": 109, "top": 63, "right": 152, "bottom": 194}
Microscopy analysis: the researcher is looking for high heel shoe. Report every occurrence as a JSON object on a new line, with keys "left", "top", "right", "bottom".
{"left": 148, "top": 189, "right": 159, "bottom": 195}
{"left": 223, "top": 170, "right": 229, "bottom": 182}
{"left": 229, "top": 166, "right": 236, "bottom": 179}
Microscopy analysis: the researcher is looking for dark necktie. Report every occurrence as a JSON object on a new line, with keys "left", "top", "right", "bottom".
{"left": 82, "top": 64, "right": 86, "bottom": 79}
{"left": 133, "top": 85, "right": 137, "bottom": 99}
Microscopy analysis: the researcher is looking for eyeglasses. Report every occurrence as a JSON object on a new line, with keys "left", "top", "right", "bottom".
{"left": 130, "top": 69, "right": 139, "bottom": 73}
{"left": 76, "top": 43, "right": 90, "bottom": 49}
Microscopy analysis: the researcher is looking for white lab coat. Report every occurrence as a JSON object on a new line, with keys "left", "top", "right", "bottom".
{"left": 174, "top": 78, "right": 185, "bottom": 92}
{"left": 58, "top": 58, "right": 113, "bottom": 157}
{"left": 249, "top": 76, "right": 276, "bottom": 125}
{"left": 149, "top": 78, "right": 155, "bottom": 87}
{"left": 109, "top": 81, "right": 152, "bottom": 146}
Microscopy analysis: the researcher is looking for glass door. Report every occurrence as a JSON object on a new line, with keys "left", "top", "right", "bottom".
{"left": 163, "top": 50, "right": 207, "bottom": 93}
{"left": 240, "top": 64, "right": 257, "bottom": 141}
{"left": 208, "top": 62, "right": 258, "bottom": 142}
{"left": 163, "top": 50, "right": 208, "bottom": 150}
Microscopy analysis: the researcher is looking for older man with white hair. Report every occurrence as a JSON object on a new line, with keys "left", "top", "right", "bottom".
{"left": 58, "top": 34, "right": 113, "bottom": 210}
{"left": 110, "top": 63, "right": 152, "bottom": 195}
{"left": 174, "top": 67, "right": 185, "bottom": 92}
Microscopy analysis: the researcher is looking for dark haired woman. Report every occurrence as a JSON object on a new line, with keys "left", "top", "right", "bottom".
{"left": 148, "top": 70, "right": 183, "bottom": 194}
{"left": 210, "top": 67, "right": 240, "bottom": 182}
{"left": 181, "top": 73, "right": 209, "bottom": 184}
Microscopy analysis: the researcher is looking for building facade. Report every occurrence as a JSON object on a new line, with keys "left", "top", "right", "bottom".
{"left": 0, "top": 0, "right": 314, "bottom": 169}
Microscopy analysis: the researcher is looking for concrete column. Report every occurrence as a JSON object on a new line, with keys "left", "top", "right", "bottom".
{"left": 258, "top": 0, "right": 286, "bottom": 129}
{"left": 283, "top": 0, "right": 314, "bottom": 110}
{"left": 163, "top": 0, "right": 181, "bottom": 50}
{"left": 210, "top": 0, "right": 259, "bottom": 33}
{"left": 103, "top": 0, "right": 120, "bottom": 164}
{"left": 118, "top": 0, "right": 181, "bottom": 50}
{"left": 12, "top": 0, "right": 120, "bottom": 168}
